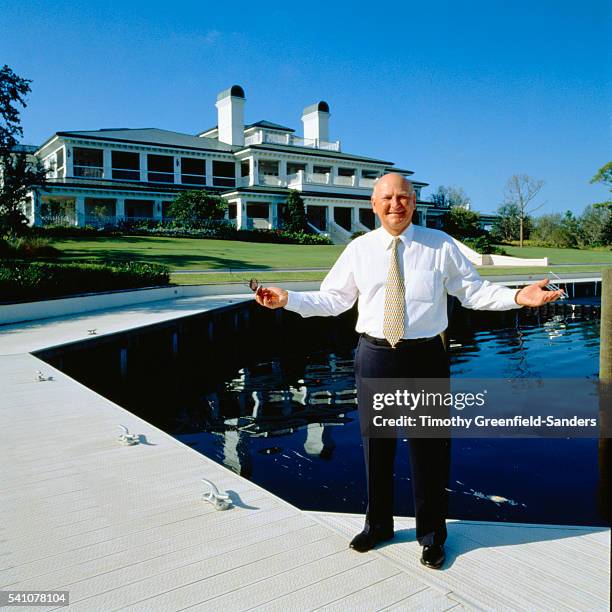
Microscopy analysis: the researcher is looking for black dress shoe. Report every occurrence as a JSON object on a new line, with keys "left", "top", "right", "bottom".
{"left": 349, "top": 528, "right": 394, "bottom": 553}
{"left": 420, "top": 544, "right": 445, "bottom": 569}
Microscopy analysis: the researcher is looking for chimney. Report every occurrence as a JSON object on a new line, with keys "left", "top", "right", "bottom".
{"left": 215, "top": 85, "right": 245, "bottom": 146}
{"left": 302, "top": 101, "right": 330, "bottom": 143}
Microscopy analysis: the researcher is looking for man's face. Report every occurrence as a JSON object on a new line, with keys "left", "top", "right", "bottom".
{"left": 371, "top": 175, "right": 416, "bottom": 235}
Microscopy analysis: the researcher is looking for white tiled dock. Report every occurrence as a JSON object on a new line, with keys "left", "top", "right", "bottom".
{"left": 1, "top": 294, "right": 610, "bottom": 611}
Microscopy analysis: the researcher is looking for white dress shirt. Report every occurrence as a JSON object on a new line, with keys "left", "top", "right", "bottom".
{"left": 285, "top": 223, "right": 522, "bottom": 339}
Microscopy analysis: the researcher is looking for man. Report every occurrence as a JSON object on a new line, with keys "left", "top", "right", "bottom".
{"left": 255, "top": 173, "right": 562, "bottom": 569}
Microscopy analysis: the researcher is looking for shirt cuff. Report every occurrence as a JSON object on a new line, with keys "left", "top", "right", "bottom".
{"left": 505, "top": 287, "right": 524, "bottom": 309}
{"left": 285, "top": 290, "right": 302, "bottom": 312}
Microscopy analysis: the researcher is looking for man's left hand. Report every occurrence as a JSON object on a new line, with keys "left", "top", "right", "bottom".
{"left": 515, "top": 278, "right": 565, "bottom": 307}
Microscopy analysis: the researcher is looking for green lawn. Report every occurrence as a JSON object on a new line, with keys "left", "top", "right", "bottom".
{"left": 171, "top": 265, "right": 611, "bottom": 286}
{"left": 48, "top": 236, "right": 612, "bottom": 281}
{"left": 49, "top": 236, "right": 343, "bottom": 270}
{"left": 498, "top": 244, "right": 612, "bottom": 263}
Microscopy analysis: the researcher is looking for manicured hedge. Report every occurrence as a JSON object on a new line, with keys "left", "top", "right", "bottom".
{"left": 35, "top": 222, "right": 332, "bottom": 245}
{"left": 0, "top": 260, "right": 170, "bottom": 302}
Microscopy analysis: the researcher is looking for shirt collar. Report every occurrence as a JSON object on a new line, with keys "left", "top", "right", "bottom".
{"left": 378, "top": 222, "right": 415, "bottom": 250}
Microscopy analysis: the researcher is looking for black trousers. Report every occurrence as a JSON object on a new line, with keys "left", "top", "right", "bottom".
{"left": 354, "top": 334, "right": 451, "bottom": 546}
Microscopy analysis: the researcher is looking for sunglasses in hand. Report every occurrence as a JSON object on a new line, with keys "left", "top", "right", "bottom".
{"left": 248, "top": 279, "right": 274, "bottom": 301}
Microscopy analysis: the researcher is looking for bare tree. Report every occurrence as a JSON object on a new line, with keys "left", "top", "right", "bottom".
{"left": 503, "top": 174, "right": 545, "bottom": 247}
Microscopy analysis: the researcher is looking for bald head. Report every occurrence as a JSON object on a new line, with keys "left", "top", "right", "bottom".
{"left": 373, "top": 173, "right": 414, "bottom": 198}
{"left": 371, "top": 173, "right": 417, "bottom": 236}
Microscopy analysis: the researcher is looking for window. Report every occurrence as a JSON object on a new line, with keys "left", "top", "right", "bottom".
{"left": 181, "top": 157, "right": 206, "bottom": 185}
{"left": 148, "top": 154, "right": 174, "bottom": 183}
{"left": 247, "top": 203, "right": 269, "bottom": 219}
{"left": 213, "top": 161, "right": 235, "bottom": 187}
{"left": 112, "top": 151, "right": 139, "bottom": 181}
{"left": 287, "top": 162, "right": 306, "bottom": 175}
{"left": 74, "top": 147, "right": 103, "bottom": 178}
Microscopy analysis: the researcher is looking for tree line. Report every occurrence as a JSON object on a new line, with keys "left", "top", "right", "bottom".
{"left": 432, "top": 169, "right": 611, "bottom": 249}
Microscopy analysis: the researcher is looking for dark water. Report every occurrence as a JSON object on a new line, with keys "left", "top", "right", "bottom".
{"left": 45, "top": 301, "right": 610, "bottom": 526}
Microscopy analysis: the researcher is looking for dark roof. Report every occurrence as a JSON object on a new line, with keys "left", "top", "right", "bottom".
{"left": 47, "top": 128, "right": 235, "bottom": 153}
{"left": 197, "top": 119, "right": 295, "bottom": 137}
{"left": 11, "top": 144, "right": 38, "bottom": 154}
{"left": 303, "top": 101, "right": 330, "bottom": 114}
{"left": 383, "top": 166, "right": 414, "bottom": 175}
{"left": 223, "top": 185, "right": 373, "bottom": 201}
{"left": 241, "top": 143, "right": 394, "bottom": 165}
{"left": 247, "top": 120, "right": 294, "bottom": 132}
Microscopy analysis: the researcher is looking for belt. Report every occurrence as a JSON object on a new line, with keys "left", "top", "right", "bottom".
{"left": 360, "top": 333, "right": 438, "bottom": 347}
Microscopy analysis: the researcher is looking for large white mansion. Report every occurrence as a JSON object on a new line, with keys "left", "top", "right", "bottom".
{"left": 28, "top": 85, "right": 453, "bottom": 243}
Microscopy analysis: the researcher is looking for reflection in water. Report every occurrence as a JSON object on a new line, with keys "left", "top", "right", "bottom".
{"left": 201, "top": 356, "right": 356, "bottom": 438}
{"left": 172, "top": 304, "right": 606, "bottom": 526}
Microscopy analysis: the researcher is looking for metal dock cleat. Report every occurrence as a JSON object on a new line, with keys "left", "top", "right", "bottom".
{"left": 202, "top": 478, "right": 232, "bottom": 510}
{"left": 117, "top": 425, "right": 140, "bottom": 445}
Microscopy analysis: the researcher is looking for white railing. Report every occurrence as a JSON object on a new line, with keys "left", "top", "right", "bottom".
{"left": 309, "top": 172, "right": 331, "bottom": 184}
{"left": 74, "top": 165, "right": 103, "bottom": 178}
{"left": 244, "top": 130, "right": 341, "bottom": 151}
{"left": 258, "top": 174, "right": 283, "bottom": 187}
{"left": 287, "top": 170, "right": 375, "bottom": 190}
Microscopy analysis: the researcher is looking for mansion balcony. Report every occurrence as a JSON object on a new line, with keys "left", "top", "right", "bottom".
{"left": 244, "top": 130, "right": 341, "bottom": 152}
{"left": 236, "top": 170, "right": 377, "bottom": 194}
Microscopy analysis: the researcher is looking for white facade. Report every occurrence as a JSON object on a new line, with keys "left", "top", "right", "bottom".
{"left": 28, "top": 85, "right": 439, "bottom": 243}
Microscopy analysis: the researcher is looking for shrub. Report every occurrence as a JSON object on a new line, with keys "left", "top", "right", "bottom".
{"left": 1, "top": 235, "right": 61, "bottom": 258}
{"left": 33, "top": 224, "right": 115, "bottom": 238}
{"left": 462, "top": 235, "right": 507, "bottom": 255}
{"left": 0, "top": 260, "right": 170, "bottom": 302}
{"left": 284, "top": 190, "right": 308, "bottom": 233}
{"left": 441, "top": 207, "right": 483, "bottom": 239}
{"left": 34, "top": 220, "right": 333, "bottom": 245}
{"left": 167, "top": 190, "right": 226, "bottom": 224}
{"left": 351, "top": 231, "right": 366, "bottom": 240}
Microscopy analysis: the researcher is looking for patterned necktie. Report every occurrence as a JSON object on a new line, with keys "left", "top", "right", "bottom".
{"left": 383, "top": 237, "right": 405, "bottom": 348}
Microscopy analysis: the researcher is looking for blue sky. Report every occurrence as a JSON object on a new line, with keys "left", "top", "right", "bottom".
{"left": 1, "top": 0, "right": 610, "bottom": 214}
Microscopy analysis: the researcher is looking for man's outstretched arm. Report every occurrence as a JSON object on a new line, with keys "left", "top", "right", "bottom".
{"left": 254, "top": 242, "right": 358, "bottom": 316}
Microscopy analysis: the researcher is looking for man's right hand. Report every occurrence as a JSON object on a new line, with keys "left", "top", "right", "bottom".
{"left": 254, "top": 286, "right": 288, "bottom": 309}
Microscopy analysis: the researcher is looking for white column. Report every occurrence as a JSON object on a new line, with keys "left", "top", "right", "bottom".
{"left": 139, "top": 152, "right": 147, "bottom": 182}
{"left": 306, "top": 162, "right": 314, "bottom": 176}
{"left": 174, "top": 156, "right": 181, "bottom": 183}
{"left": 64, "top": 144, "right": 73, "bottom": 178}
{"left": 205, "top": 158, "right": 214, "bottom": 187}
{"left": 235, "top": 198, "right": 244, "bottom": 230}
{"left": 327, "top": 204, "right": 334, "bottom": 229}
{"left": 153, "top": 199, "right": 163, "bottom": 220}
{"left": 103, "top": 149, "right": 112, "bottom": 179}
{"left": 234, "top": 160, "right": 241, "bottom": 187}
{"left": 349, "top": 206, "right": 357, "bottom": 231}
{"left": 31, "top": 191, "right": 41, "bottom": 226}
{"left": 116, "top": 197, "right": 125, "bottom": 219}
{"left": 279, "top": 159, "right": 287, "bottom": 187}
{"left": 420, "top": 206, "right": 428, "bottom": 227}
{"left": 75, "top": 195, "right": 86, "bottom": 226}
{"left": 331, "top": 166, "right": 338, "bottom": 186}
{"left": 354, "top": 168, "right": 362, "bottom": 187}
{"left": 270, "top": 202, "right": 278, "bottom": 229}
{"left": 249, "top": 157, "right": 257, "bottom": 187}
